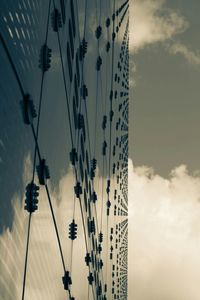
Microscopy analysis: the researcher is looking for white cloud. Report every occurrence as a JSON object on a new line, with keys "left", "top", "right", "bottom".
{"left": 129, "top": 0, "right": 200, "bottom": 80}
{"left": 0, "top": 156, "right": 88, "bottom": 300}
{"left": 130, "top": 0, "right": 188, "bottom": 52}
{"left": 129, "top": 58, "right": 137, "bottom": 87}
{"left": 0, "top": 155, "right": 119, "bottom": 299}
{"left": 3, "top": 156, "right": 200, "bottom": 299}
{"left": 128, "top": 160, "right": 200, "bottom": 299}
{"left": 168, "top": 42, "right": 200, "bottom": 65}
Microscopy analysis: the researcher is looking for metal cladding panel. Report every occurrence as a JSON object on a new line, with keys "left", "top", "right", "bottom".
{"left": 0, "top": 0, "right": 129, "bottom": 299}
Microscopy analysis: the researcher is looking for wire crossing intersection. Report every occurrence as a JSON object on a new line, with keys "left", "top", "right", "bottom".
{"left": 0, "top": 0, "right": 129, "bottom": 299}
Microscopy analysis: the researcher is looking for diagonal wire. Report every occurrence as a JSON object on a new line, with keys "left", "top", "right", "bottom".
{"left": 21, "top": 1, "right": 52, "bottom": 299}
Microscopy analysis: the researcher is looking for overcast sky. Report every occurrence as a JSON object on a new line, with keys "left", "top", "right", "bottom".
{"left": 129, "top": 0, "right": 200, "bottom": 176}
{"left": 128, "top": 0, "right": 200, "bottom": 298}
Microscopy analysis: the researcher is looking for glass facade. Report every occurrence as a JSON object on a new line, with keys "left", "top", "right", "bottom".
{"left": 0, "top": 0, "right": 129, "bottom": 299}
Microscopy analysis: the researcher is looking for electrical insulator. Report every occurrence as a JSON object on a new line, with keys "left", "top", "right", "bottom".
{"left": 24, "top": 182, "right": 39, "bottom": 213}
{"left": 37, "top": 159, "right": 50, "bottom": 185}
{"left": 102, "top": 141, "right": 107, "bottom": 156}
{"left": 20, "top": 94, "right": 37, "bottom": 125}
{"left": 88, "top": 218, "right": 95, "bottom": 235}
{"left": 107, "top": 200, "right": 111, "bottom": 208}
{"left": 106, "top": 42, "right": 111, "bottom": 52}
{"left": 112, "top": 163, "right": 116, "bottom": 174}
{"left": 106, "top": 179, "right": 110, "bottom": 194}
{"left": 99, "top": 259, "right": 103, "bottom": 269}
{"left": 85, "top": 253, "right": 91, "bottom": 266}
{"left": 110, "top": 110, "right": 114, "bottom": 122}
{"left": 96, "top": 56, "right": 102, "bottom": 71}
{"left": 90, "top": 158, "right": 97, "bottom": 179}
{"left": 78, "top": 113, "right": 84, "bottom": 129}
{"left": 99, "top": 232, "right": 103, "bottom": 243}
{"left": 102, "top": 115, "right": 107, "bottom": 130}
{"left": 110, "top": 90, "right": 113, "bottom": 101}
{"left": 88, "top": 273, "right": 94, "bottom": 285}
{"left": 95, "top": 26, "right": 102, "bottom": 39}
{"left": 107, "top": 200, "right": 111, "bottom": 216}
{"left": 106, "top": 18, "right": 110, "bottom": 27}
{"left": 81, "top": 84, "right": 88, "bottom": 100}
{"left": 62, "top": 271, "right": 72, "bottom": 290}
{"left": 51, "top": 8, "right": 62, "bottom": 32}
{"left": 74, "top": 182, "right": 82, "bottom": 198}
{"left": 90, "top": 218, "right": 95, "bottom": 234}
{"left": 98, "top": 283, "right": 102, "bottom": 296}
{"left": 79, "top": 38, "right": 87, "bottom": 60}
{"left": 92, "top": 191, "right": 97, "bottom": 203}
{"left": 98, "top": 244, "right": 102, "bottom": 254}
{"left": 91, "top": 158, "right": 97, "bottom": 171}
{"left": 70, "top": 148, "right": 78, "bottom": 166}
{"left": 113, "top": 145, "right": 116, "bottom": 156}
{"left": 69, "top": 219, "right": 78, "bottom": 240}
{"left": 90, "top": 169, "right": 95, "bottom": 180}
{"left": 39, "top": 44, "right": 52, "bottom": 72}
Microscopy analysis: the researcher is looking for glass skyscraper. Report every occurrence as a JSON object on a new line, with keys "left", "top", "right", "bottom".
{"left": 0, "top": 0, "right": 129, "bottom": 299}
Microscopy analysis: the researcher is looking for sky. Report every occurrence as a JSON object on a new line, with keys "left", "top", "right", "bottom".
{"left": 2, "top": 157, "right": 200, "bottom": 299}
{"left": 128, "top": 0, "right": 200, "bottom": 298}
{"left": 1, "top": 0, "right": 200, "bottom": 299}
{"left": 129, "top": 0, "right": 200, "bottom": 176}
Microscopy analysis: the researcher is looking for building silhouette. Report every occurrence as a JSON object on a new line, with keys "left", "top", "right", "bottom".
{"left": 0, "top": 0, "right": 129, "bottom": 299}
